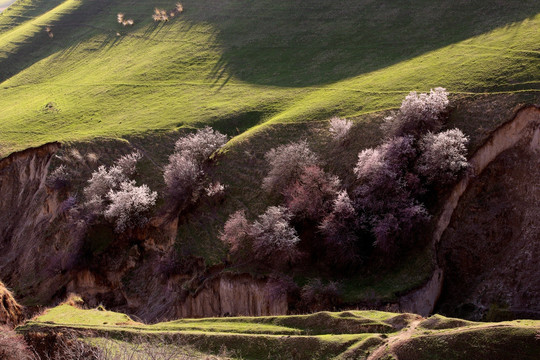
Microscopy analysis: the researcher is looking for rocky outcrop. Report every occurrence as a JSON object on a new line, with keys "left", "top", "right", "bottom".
{"left": 0, "top": 280, "right": 24, "bottom": 327}
{"left": 399, "top": 269, "right": 443, "bottom": 317}
{"left": 173, "top": 274, "right": 287, "bottom": 318}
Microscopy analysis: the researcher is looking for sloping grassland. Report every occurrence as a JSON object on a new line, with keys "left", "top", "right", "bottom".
{"left": 0, "top": 0, "right": 538, "bottom": 155}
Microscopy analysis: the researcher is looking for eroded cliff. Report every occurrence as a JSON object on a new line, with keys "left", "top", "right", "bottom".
{"left": 0, "top": 143, "right": 286, "bottom": 320}
{"left": 437, "top": 121, "right": 540, "bottom": 319}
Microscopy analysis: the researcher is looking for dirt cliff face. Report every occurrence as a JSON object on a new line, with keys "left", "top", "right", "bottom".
{"left": 0, "top": 142, "right": 67, "bottom": 303}
{"left": 0, "top": 281, "right": 24, "bottom": 327}
{"left": 436, "top": 107, "right": 540, "bottom": 319}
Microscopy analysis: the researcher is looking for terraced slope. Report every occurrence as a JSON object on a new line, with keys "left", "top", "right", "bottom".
{"left": 19, "top": 305, "right": 540, "bottom": 359}
{"left": 0, "top": 0, "right": 539, "bottom": 155}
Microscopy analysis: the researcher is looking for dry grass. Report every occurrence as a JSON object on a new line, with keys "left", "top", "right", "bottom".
{"left": 0, "top": 281, "right": 24, "bottom": 327}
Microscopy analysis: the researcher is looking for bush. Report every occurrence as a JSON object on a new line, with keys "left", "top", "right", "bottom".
{"left": 381, "top": 87, "right": 449, "bottom": 137}
{"left": 81, "top": 151, "right": 157, "bottom": 233}
{"left": 164, "top": 127, "right": 227, "bottom": 212}
{"left": 46, "top": 164, "right": 71, "bottom": 189}
{"left": 0, "top": 326, "right": 36, "bottom": 360}
{"left": 417, "top": 129, "right": 469, "bottom": 186}
{"left": 104, "top": 181, "right": 157, "bottom": 233}
{"left": 115, "top": 151, "right": 142, "bottom": 177}
{"left": 84, "top": 165, "right": 125, "bottom": 213}
{"left": 220, "top": 210, "right": 251, "bottom": 252}
{"left": 354, "top": 136, "right": 417, "bottom": 185}
{"left": 263, "top": 141, "right": 319, "bottom": 194}
{"left": 163, "top": 153, "right": 202, "bottom": 208}
{"left": 153, "top": 8, "right": 169, "bottom": 21}
{"left": 300, "top": 279, "right": 341, "bottom": 312}
{"left": 319, "top": 191, "right": 362, "bottom": 266}
{"left": 283, "top": 165, "right": 341, "bottom": 220}
{"left": 353, "top": 136, "right": 429, "bottom": 254}
{"left": 329, "top": 116, "right": 353, "bottom": 142}
{"left": 251, "top": 206, "right": 300, "bottom": 266}
{"left": 174, "top": 126, "right": 228, "bottom": 163}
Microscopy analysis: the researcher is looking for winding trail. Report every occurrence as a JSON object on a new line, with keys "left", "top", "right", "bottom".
{"left": 367, "top": 319, "right": 423, "bottom": 360}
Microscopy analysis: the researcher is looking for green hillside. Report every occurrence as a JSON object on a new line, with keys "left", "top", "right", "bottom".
{"left": 0, "top": 0, "right": 539, "bottom": 155}
{"left": 20, "top": 304, "right": 540, "bottom": 359}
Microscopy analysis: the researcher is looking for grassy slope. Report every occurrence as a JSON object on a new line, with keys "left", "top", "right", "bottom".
{"left": 20, "top": 305, "right": 540, "bottom": 360}
{"left": 0, "top": 0, "right": 539, "bottom": 155}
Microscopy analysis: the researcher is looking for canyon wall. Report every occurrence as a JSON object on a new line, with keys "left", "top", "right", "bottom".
{"left": 407, "top": 105, "right": 540, "bottom": 317}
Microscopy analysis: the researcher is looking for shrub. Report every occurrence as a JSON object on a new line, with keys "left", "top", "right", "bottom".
{"left": 263, "top": 141, "right": 319, "bottom": 194}
{"left": 381, "top": 87, "right": 449, "bottom": 137}
{"left": 220, "top": 210, "right": 251, "bottom": 252}
{"left": 417, "top": 129, "right": 469, "bottom": 185}
{"left": 251, "top": 206, "right": 300, "bottom": 265}
{"left": 46, "top": 164, "right": 71, "bottom": 189}
{"left": 153, "top": 8, "right": 169, "bottom": 21}
{"left": 104, "top": 181, "right": 157, "bottom": 233}
{"left": 174, "top": 126, "right": 228, "bottom": 163}
{"left": 283, "top": 165, "right": 340, "bottom": 220}
{"left": 319, "top": 191, "right": 361, "bottom": 266}
{"left": 205, "top": 181, "right": 225, "bottom": 198}
{"left": 115, "top": 151, "right": 142, "bottom": 177}
{"left": 354, "top": 136, "right": 417, "bottom": 185}
{"left": 353, "top": 136, "right": 429, "bottom": 253}
{"left": 300, "top": 279, "right": 341, "bottom": 312}
{"left": 164, "top": 127, "right": 227, "bottom": 211}
{"left": 0, "top": 326, "right": 36, "bottom": 360}
{"left": 163, "top": 153, "right": 203, "bottom": 210}
{"left": 329, "top": 116, "right": 353, "bottom": 142}
{"left": 81, "top": 152, "right": 157, "bottom": 233}
{"left": 84, "top": 165, "right": 125, "bottom": 213}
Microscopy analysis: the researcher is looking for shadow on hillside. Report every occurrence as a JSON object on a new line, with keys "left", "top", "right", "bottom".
{"left": 1, "top": 0, "right": 539, "bottom": 88}
{"left": 177, "top": 0, "right": 540, "bottom": 87}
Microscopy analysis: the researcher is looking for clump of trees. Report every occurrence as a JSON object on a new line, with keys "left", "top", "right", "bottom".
{"left": 221, "top": 207, "right": 300, "bottom": 268}
{"left": 262, "top": 140, "right": 319, "bottom": 194}
{"left": 163, "top": 127, "right": 227, "bottom": 214}
{"left": 152, "top": 3, "right": 184, "bottom": 22}
{"left": 83, "top": 151, "right": 158, "bottom": 233}
{"left": 221, "top": 87, "right": 469, "bottom": 273}
{"left": 283, "top": 165, "right": 340, "bottom": 220}
{"left": 381, "top": 87, "right": 449, "bottom": 137}
{"left": 117, "top": 13, "right": 134, "bottom": 26}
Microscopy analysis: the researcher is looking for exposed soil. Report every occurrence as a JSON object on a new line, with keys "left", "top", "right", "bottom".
{"left": 437, "top": 127, "right": 540, "bottom": 320}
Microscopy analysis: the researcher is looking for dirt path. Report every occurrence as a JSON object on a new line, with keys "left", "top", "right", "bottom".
{"left": 367, "top": 319, "right": 423, "bottom": 360}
